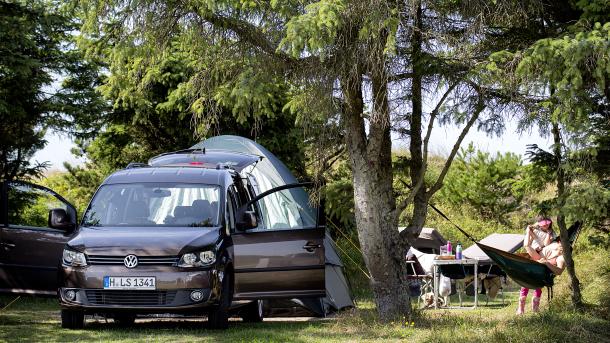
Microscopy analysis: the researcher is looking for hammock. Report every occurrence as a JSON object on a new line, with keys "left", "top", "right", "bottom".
{"left": 476, "top": 243, "right": 554, "bottom": 289}
{"left": 401, "top": 181, "right": 584, "bottom": 292}
{"left": 476, "top": 221, "right": 582, "bottom": 290}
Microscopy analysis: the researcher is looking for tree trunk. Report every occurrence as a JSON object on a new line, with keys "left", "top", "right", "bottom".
{"left": 341, "top": 70, "right": 410, "bottom": 321}
{"left": 406, "top": 0, "right": 429, "bottom": 236}
{"left": 552, "top": 122, "right": 583, "bottom": 309}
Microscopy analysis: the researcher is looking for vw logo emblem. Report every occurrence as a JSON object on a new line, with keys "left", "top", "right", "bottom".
{"left": 124, "top": 255, "right": 138, "bottom": 268}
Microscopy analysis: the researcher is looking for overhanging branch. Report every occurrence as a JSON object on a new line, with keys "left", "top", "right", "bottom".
{"left": 428, "top": 98, "right": 486, "bottom": 195}
{"left": 199, "top": 12, "right": 320, "bottom": 69}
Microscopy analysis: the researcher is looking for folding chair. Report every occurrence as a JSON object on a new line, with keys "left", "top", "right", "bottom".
{"left": 406, "top": 250, "right": 434, "bottom": 308}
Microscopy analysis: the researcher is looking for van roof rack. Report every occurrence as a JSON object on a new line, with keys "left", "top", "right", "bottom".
{"left": 125, "top": 162, "right": 149, "bottom": 169}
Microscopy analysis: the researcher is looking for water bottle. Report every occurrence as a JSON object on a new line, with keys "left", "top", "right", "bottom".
{"left": 447, "top": 241, "right": 452, "bottom": 256}
{"left": 456, "top": 243, "right": 462, "bottom": 260}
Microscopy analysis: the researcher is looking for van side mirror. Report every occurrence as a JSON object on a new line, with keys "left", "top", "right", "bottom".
{"left": 236, "top": 211, "right": 257, "bottom": 231}
{"left": 48, "top": 208, "right": 76, "bottom": 232}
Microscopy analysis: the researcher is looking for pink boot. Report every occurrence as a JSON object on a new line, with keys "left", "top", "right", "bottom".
{"left": 532, "top": 297, "right": 541, "bottom": 313}
{"left": 516, "top": 296, "right": 526, "bottom": 315}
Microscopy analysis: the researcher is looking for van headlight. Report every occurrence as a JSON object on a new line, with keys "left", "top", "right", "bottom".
{"left": 62, "top": 248, "right": 87, "bottom": 267}
{"left": 178, "top": 250, "right": 216, "bottom": 267}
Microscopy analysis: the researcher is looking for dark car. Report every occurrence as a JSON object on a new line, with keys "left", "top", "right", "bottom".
{"left": 0, "top": 148, "right": 325, "bottom": 329}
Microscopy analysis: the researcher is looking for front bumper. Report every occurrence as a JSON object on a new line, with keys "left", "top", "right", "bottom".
{"left": 59, "top": 265, "right": 222, "bottom": 312}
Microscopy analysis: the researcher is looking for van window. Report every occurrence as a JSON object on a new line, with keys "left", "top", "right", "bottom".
{"left": 82, "top": 183, "right": 220, "bottom": 227}
{"left": 255, "top": 187, "right": 317, "bottom": 230}
{"left": 7, "top": 182, "right": 68, "bottom": 228}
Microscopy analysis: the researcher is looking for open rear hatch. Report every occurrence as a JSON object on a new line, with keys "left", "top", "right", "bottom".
{"left": 148, "top": 149, "right": 261, "bottom": 172}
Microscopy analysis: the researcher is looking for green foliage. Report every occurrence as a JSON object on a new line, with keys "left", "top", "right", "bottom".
{"left": 0, "top": 1, "right": 64, "bottom": 180}
{"left": 439, "top": 144, "right": 526, "bottom": 223}
{"left": 515, "top": 23, "right": 610, "bottom": 127}
{"left": 0, "top": 1, "right": 106, "bottom": 181}
{"left": 574, "top": 0, "right": 610, "bottom": 24}
{"left": 212, "top": 68, "right": 288, "bottom": 123}
{"left": 280, "top": 0, "right": 345, "bottom": 59}
{"left": 562, "top": 180, "right": 610, "bottom": 224}
{"left": 324, "top": 160, "right": 356, "bottom": 229}
{"left": 45, "top": 168, "right": 103, "bottom": 215}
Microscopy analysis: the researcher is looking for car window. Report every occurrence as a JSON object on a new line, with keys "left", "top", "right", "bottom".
{"left": 82, "top": 183, "right": 221, "bottom": 227}
{"left": 253, "top": 186, "right": 317, "bottom": 231}
{"left": 7, "top": 182, "right": 68, "bottom": 228}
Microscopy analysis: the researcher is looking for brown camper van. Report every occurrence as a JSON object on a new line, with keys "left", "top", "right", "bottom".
{"left": 0, "top": 149, "right": 325, "bottom": 329}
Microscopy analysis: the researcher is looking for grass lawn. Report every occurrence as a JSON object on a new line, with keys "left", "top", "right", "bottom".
{"left": 1, "top": 290, "right": 608, "bottom": 343}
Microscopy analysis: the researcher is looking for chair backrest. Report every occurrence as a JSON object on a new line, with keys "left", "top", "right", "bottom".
{"left": 406, "top": 252, "right": 427, "bottom": 276}
{"left": 408, "top": 247, "right": 436, "bottom": 275}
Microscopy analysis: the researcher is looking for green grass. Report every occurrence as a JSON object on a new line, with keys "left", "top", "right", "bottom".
{"left": 1, "top": 247, "right": 608, "bottom": 342}
{"left": 0, "top": 291, "right": 608, "bottom": 343}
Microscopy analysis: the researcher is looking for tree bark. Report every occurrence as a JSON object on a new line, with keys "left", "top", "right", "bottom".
{"left": 406, "top": 0, "right": 430, "bottom": 237}
{"left": 552, "top": 122, "right": 583, "bottom": 309}
{"left": 341, "top": 67, "right": 410, "bottom": 321}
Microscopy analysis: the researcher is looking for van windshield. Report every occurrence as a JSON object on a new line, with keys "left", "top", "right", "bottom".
{"left": 82, "top": 183, "right": 221, "bottom": 227}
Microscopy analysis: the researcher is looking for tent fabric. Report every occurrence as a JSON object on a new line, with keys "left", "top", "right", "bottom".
{"left": 324, "top": 263, "right": 354, "bottom": 311}
{"left": 400, "top": 227, "right": 447, "bottom": 253}
{"left": 463, "top": 233, "right": 524, "bottom": 263}
{"left": 324, "top": 233, "right": 344, "bottom": 266}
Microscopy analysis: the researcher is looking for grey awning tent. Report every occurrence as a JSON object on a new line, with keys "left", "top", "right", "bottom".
{"left": 194, "top": 135, "right": 354, "bottom": 316}
{"left": 399, "top": 227, "right": 447, "bottom": 254}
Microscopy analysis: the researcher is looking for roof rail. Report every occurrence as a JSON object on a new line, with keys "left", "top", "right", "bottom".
{"left": 125, "top": 162, "right": 149, "bottom": 169}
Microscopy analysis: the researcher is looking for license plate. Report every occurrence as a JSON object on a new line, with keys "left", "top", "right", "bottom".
{"left": 103, "top": 276, "right": 156, "bottom": 290}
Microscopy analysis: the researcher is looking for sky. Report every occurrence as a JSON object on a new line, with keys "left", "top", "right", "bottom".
{"left": 32, "top": 120, "right": 553, "bottom": 172}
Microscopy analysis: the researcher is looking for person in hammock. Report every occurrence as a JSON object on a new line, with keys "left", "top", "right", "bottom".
{"left": 517, "top": 216, "right": 556, "bottom": 314}
{"left": 537, "top": 239, "right": 566, "bottom": 276}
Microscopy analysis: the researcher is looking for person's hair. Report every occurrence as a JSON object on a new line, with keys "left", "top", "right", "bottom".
{"left": 536, "top": 215, "right": 553, "bottom": 231}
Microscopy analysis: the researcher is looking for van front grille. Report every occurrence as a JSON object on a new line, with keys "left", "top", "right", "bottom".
{"left": 85, "top": 290, "right": 177, "bottom": 306}
{"left": 87, "top": 255, "right": 179, "bottom": 266}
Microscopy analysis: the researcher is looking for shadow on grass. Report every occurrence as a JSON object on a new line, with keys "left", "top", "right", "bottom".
{"left": 0, "top": 309, "right": 370, "bottom": 343}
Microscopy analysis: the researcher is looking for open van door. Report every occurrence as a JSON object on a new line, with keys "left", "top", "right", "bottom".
{"left": 0, "top": 181, "right": 76, "bottom": 294}
{"left": 231, "top": 183, "right": 325, "bottom": 300}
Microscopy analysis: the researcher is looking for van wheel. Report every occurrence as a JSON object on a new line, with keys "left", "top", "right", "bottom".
{"left": 241, "top": 300, "right": 264, "bottom": 323}
{"left": 208, "top": 273, "right": 231, "bottom": 330}
{"left": 61, "top": 309, "right": 84, "bottom": 329}
{"left": 113, "top": 313, "right": 136, "bottom": 326}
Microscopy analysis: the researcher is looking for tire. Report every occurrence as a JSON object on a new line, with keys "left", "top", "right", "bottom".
{"left": 208, "top": 272, "right": 231, "bottom": 330}
{"left": 61, "top": 309, "right": 84, "bottom": 329}
{"left": 240, "top": 300, "right": 264, "bottom": 323}
{"left": 113, "top": 313, "right": 136, "bottom": 326}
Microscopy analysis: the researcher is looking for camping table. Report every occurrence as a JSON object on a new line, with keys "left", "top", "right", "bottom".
{"left": 432, "top": 258, "right": 478, "bottom": 309}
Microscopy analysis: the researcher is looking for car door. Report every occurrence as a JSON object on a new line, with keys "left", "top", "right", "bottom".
{"left": 232, "top": 183, "right": 325, "bottom": 300}
{"left": 0, "top": 181, "right": 77, "bottom": 294}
